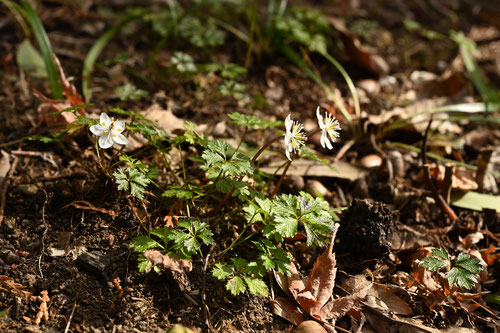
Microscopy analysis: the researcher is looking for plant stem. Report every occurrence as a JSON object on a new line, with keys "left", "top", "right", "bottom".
{"left": 270, "top": 160, "right": 291, "bottom": 199}
{"left": 205, "top": 134, "right": 282, "bottom": 218}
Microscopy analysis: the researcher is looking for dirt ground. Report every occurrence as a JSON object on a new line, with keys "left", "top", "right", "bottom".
{"left": 0, "top": 0, "right": 499, "bottom": 332}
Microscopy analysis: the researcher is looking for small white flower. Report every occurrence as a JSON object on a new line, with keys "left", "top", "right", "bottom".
{"left": 90, "top": 113, "right": 129, "bottom": 149}
{"left": 316, "top": 107, "right": 340, "bottom": 150}
{"left": 284, "top": 114, "right": 307, "bottom": 161}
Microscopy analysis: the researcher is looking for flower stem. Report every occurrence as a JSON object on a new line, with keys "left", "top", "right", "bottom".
{"left": 270, "top": 160, "right": 292, "bottom": 199}
{"left": 205, "top": 134, "right": 282, "bottom": 219}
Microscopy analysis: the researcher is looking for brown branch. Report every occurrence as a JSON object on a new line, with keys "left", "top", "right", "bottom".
{"left": 423, "top": 164, "right": 457, "bottom": 221}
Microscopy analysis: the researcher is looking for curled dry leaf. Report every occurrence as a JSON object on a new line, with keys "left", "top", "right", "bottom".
{"left": 143, "top": 250, "right": 192, "bottom": 274}
{"left": 272, "top": 233, "right": 371, "bottom": 332}
{"left": 418, "top": 163, "right": 478, "bottom": 192}
{"left": 0, "top": 150, "right": 11, "bottom": 185}
{"left": 459, "top": 232, "right": 484, "bottom": 249}
{"left": 363, "top": 284, "right": 412, "bottom": 316}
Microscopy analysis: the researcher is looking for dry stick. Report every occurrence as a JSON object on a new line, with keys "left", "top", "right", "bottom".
{"left": 423, "top": 164, "right": 457, "bottom": 222}
{"left": 441, "top": 163, "right": 455, "bottom": 204}
{"left": 201, "top": 245, "right": 215, "bottom": 332}
{"left": 421, "top": 115, "right": 433, "bottom": 166}
{"left": 476, "top": 147, "right": 493, "bottom": 192}
{"left": 125, "top": 195, "right": 147, "bottom": 230}
{"left": 38, "top": 190, "right": 53, "bottom": 279}
{"left": 64, "top": 302, "right": 77, "bottom": 333}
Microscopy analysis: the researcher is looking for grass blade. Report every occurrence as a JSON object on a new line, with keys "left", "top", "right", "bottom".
{"left": 82, "top": 12, "right": 143, "bottom": 102}
{"left": 22, "top": 1, "right": 62, "bottom": 99}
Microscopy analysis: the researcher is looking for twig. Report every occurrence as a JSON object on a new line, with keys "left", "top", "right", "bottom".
{"left": 476, "top": 147, "right": 493, "bottom": 192}
{"left": 38, "top": 190, "right": 53, "bottom": 279}
{"left": 0, "top": 138, "right": 25, "bottom": 148}
{"left": 270, "top": 160, "right": 292, "bottom": 199}
{"left": 126, "top": 195, "right": 147, "bottom": 230}
{"left": 64, "top": 302, "right": 77, "bottom": 333}
{"left": 201, "top": 245, "right": 215, "bottom": 332}
{"left": 421, "top": 115, "right": 433, "bottom": 166}
{"left": 440, "top": 163, "right": 455, "bottom": 204}
{"left": 423, "top": 164, "right": 457, "bottom": 221}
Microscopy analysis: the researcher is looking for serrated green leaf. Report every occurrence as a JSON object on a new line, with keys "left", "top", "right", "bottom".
{"left": 421, "top": 257, "right": 447, "bottom": 271}
{"left": 231, "top": 257, "right": 249, "bottom": 271}
{"left": 243, "top": 261, "right": 266, "bottom": 277}
{"left": 213, "top": 263, "right": 233, "bottom": 280}
{"left": 130, "top": 182, "right": 145, "bottom": 199}
{"left": 198, "top": 229, "right": 214, "bottom": 245}
{"left": 455, "top": 253, "right": 483, "bottom": 274}
{"left": 132, "top": 235, "right": 163, "bottom": 252}
{"left": 184, "top": 237, "right": 200, "bottom": 253}
{"left": 226, "top": 276, "right": 246, "bottom": 295}
{"left": 446, "top": 267, "right": 478, "bottom": 290}
{"left": 115, "top": 83, "right": 148, "bottom": 101}
{"left": 243, "top": 276, "right": 268, "bottom": 297}
{"left": 431, "top": 248, "right": 449, "bottom": 261}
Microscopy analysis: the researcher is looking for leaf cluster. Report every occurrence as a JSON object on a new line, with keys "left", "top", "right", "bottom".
{"left": 228, "top": 112, "right": 282, "bottom": 129}
{"left": 421, "top": 248, "right": 483, "bottom": 290}
{"left": 246, "top": 192, "right": 338, "bottom": 247}
{"left": 132, "top": 220, "right": 213, "bottom": 273}
{"left": 200, "top": 140, "right": 253, "bottom": 197}
{"left": 212, "top": 232, "right": 292, "bottom": 297}
{"left": 113, "top": 167, "right": 151, "bottom": 199}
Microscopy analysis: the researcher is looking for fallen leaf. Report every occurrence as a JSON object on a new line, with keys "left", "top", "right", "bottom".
{"left": 364, "top": 284, "right": 412, "bottom": 316}
{"left": 143, "top": 103, "right": 185, "bottom": 136}
{"left": 270, "top": 297, "right": 307, "bottom": 326}
{"left": 0, "top": 150, "right": 11, "bottom": 185}
{"left": 143, "top": 249, "right": 192, "bottom": 274}
{"left": 459, "top": 232, "right": 484, "bottom": 249}
{"left": 451, "top": 191, "right": 500, "bottom": 212}
{"left": 418, "top": 163, "right": 478, "bottom": 192}
{"left": 260, "top": 160, "right": 368, "bottom": 181}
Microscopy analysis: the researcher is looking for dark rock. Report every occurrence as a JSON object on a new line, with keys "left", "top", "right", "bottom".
{"left": 0, "top": 250, "right": 21, "bottom": 264}
{"left": 76, "top": 251, "right": 111, "bottom": 278}
{"left": 336, "top": 199, "right": 397, "bottom": 260}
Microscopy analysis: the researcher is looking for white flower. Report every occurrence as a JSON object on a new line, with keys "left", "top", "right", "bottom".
{"left": 284, "top": 114, "right": 307, "bottom": 161}
{"left": 316, "top": 107, "right": 340, "bottom": 150}
{"left": 89, "top": 113, "right": 129, "bottom": 149}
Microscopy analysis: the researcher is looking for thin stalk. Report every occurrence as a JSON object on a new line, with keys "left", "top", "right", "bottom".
{"left": 270, "top": 160, "right": 291, "bottom": 199}
{"left": 205, "top": 134, "right": 282, "bottom": 218}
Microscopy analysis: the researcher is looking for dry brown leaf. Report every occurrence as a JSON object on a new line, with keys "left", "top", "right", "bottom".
{"left": 364, "top": 284, "right": 412, "bottom": 316}
{"left": 260, "top": 160, "right": 368, "bottom": 181}
{"left": 143, "top": 250, "right": 192, "bottom": 274}
{"left": 328, "top": 17, "right": 388, "bottom": 76}
{"left": 459, "top": 232, "right": 484, "bottom": 249}
{"left": 270, "top": 297, "right": 307, "bottom": 326}
{"left": 418, "top": 163, "right": 478, "bottom": 192}
{"left": 0, "top": 150, "right": 11, "bottom": 185}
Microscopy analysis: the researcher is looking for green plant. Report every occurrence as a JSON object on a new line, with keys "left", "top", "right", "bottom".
{"left": 114, "top": 167, "right": 152, "bottom": 200}
{"left": 133, "top": 220, "right": 213, "bottom": 273}
{"left": 421, "top": 248, "right": 483, "bottom": 290}
{"left": 115, "top": 84, "right": 148, "bottom": 101}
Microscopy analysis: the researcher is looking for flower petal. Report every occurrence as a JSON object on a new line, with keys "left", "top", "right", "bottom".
{"left": 286, "top": 147, "right": 292, "bottom": 161}
{"left": 112, "top": 131, "right": 129, "bottom": 145}
{"left": 90, "top": 124, "right": 108, "bottom": 136}
{"left": 100, "top": 113, "right": 112, "bottom": 128}
{"left": 285, "top": 114, "right": 293, "bottom": 133}
{"left": 113, "top": 120, "right": 126, "bottom": 133}
{"left": 99, "top": 132, "right": 114, "bottom": 149}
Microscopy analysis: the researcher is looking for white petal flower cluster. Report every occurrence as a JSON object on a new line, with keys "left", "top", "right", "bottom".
{"left": 284, "top": 114, "right": 307, "bottom": 161}
{"left": 316, "top": 107, "right": 341, "bottom": 150}
{"left": 90, "top": 113, "right": 129, "bottom": 149}
{"left": 284, "top": 107, "right": 341, "bottom": 160}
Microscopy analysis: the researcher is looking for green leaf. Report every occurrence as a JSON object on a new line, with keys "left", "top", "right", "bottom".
{"left": 115, "top": 83, "right": 148, "bottom": 101}
{"left": 22, "top": 1, "right": 62, "bottom": 98}
{"left": 431, "top": 248, "right": 450, "bottom": 261}
{"left": 16, "top": 39, "right": 47, "bottom": 78}
{"left": 484, "top": 294, "right": 500, "bottom": 305}
{"left": 243, "top": 276, "right": 268, "bottom": 297}
{"left": 132, "top": 235, "right": 163, "bottom": 252}
{"left": 451, "top": 191, "right": 500, "bottom": 212}
{"left": 231, "top": 258, "right": 249, "bottom": 271}
{"left": 421, "top": 257, "right": 447, "bottom": 271}
{"left": 213, "top": 263, "right": 233, "bottom": 280}
{"left": 455, "top": 253, "right": 483, "bottom": 274}
{"left": 226, "top": 276, "right": 246, "bottom": 295}
{"left": 446, "top": 267, "right": 478, "bottom": 290}
{"left": 184, "top": 237, "right": 200, "bottom": 253}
